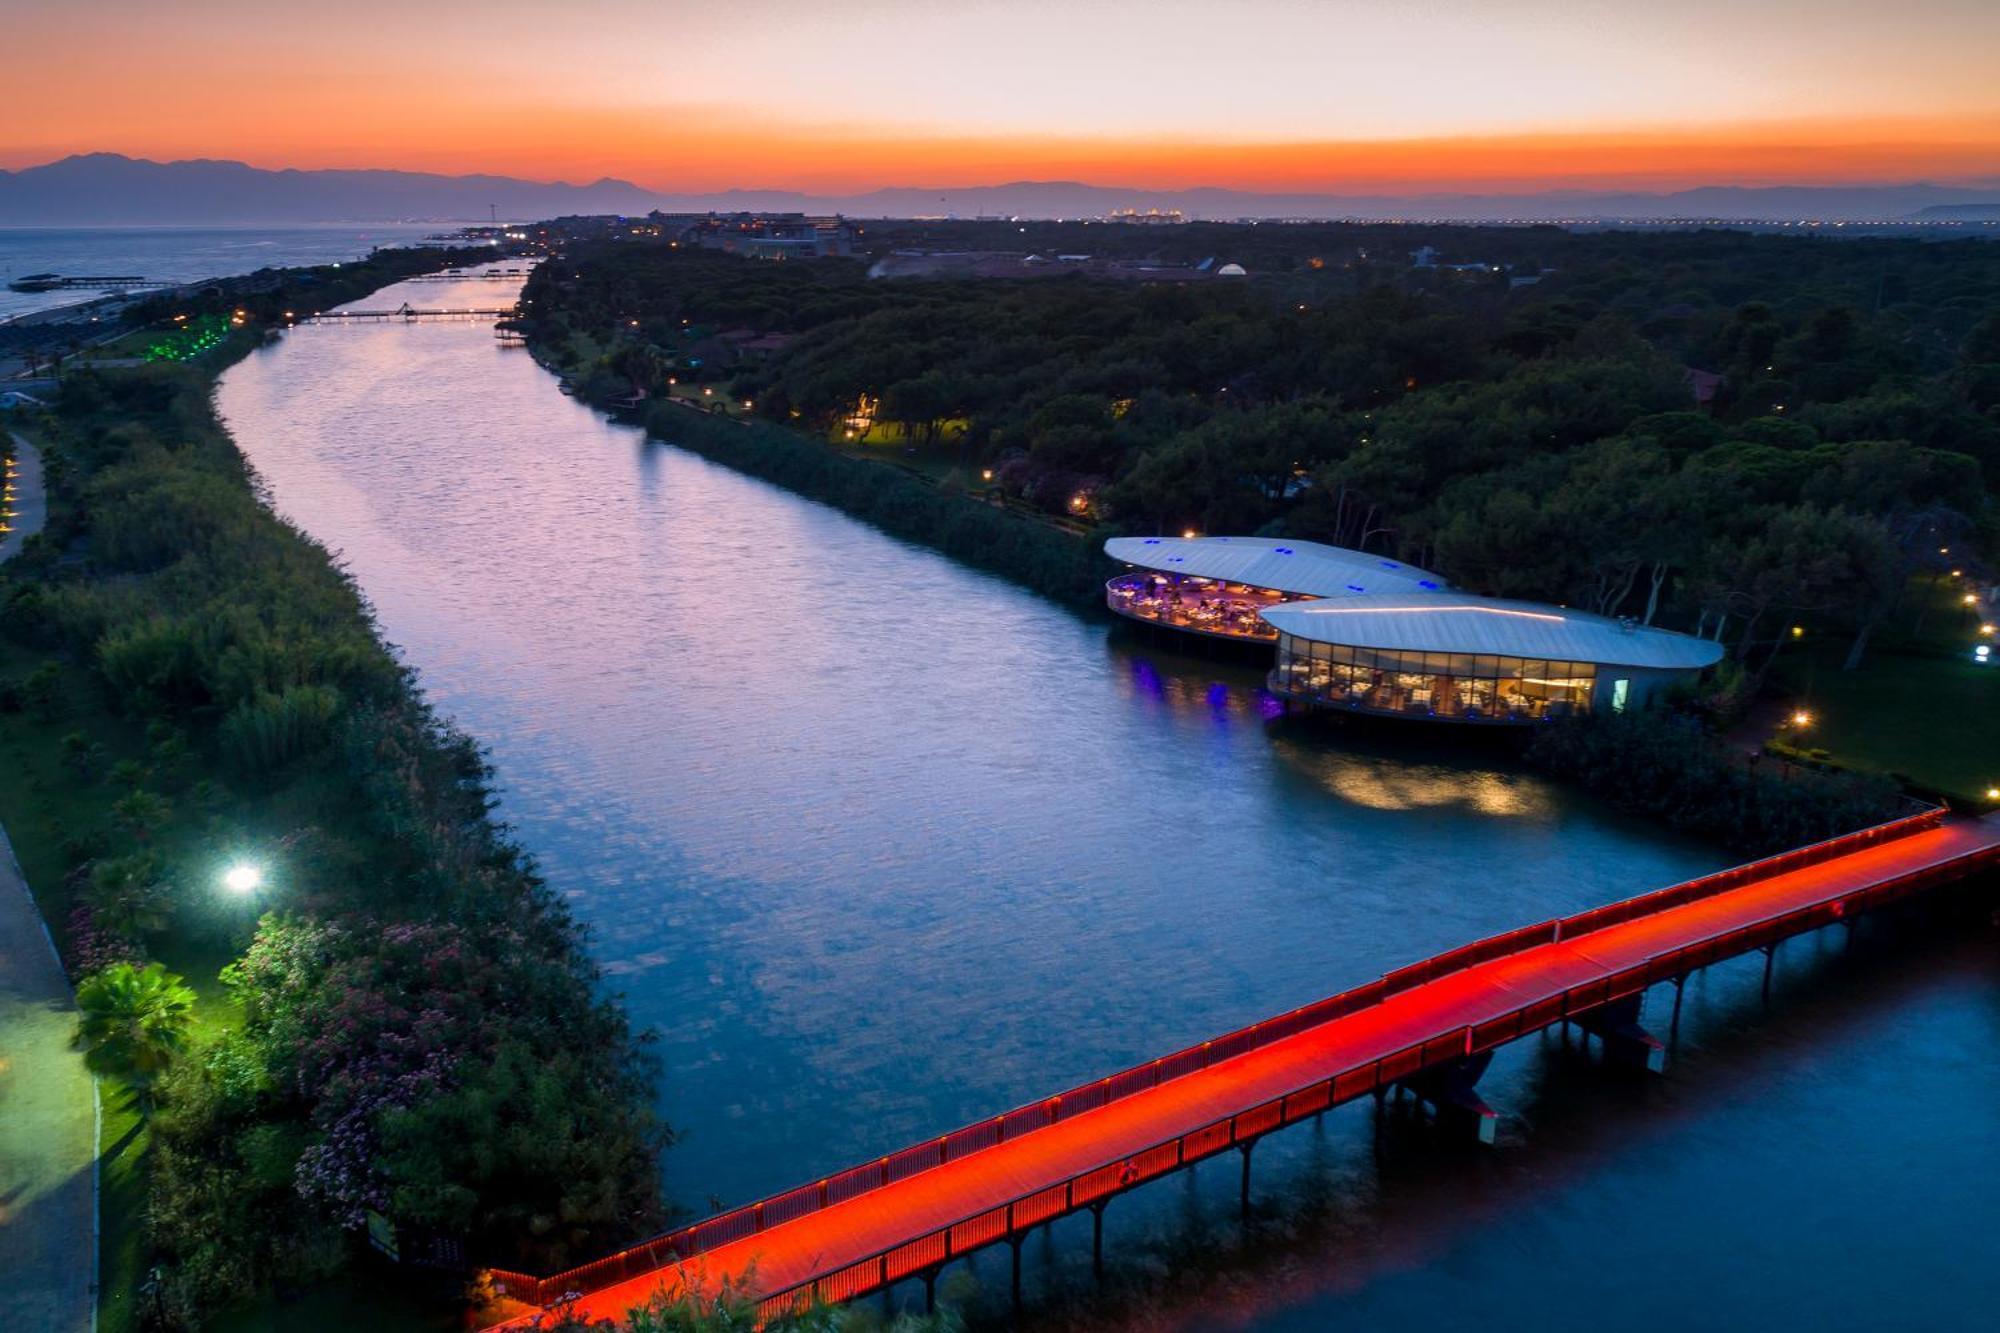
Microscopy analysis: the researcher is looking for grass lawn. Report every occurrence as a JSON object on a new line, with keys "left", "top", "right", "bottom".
{"left": 1775, "top": 641, "right": 2000, "bottom": 800}
{"left": 1770, "top": 578, "right": 2000, "bottom": 801}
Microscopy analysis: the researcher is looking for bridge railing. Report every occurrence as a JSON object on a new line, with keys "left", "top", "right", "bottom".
{"left": 1547, "top": 804, "right": 1940, "bottom": 946}
{"left": 488, "top": 804, "right": 1950, "bottom": 1309}
{"left": 751, "top": 818, "right": 1990, "bottom": 1324}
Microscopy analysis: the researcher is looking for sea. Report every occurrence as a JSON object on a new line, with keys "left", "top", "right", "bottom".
{"left": 0, "top": 223, "right": 465, "bottom": 321}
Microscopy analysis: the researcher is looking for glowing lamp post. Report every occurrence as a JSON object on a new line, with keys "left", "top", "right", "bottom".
{"left": 1790, "top": 709, "right": 1813, "bottom": 730}
{"left": 222, "top": 863, "right": 264, "bottom": 896}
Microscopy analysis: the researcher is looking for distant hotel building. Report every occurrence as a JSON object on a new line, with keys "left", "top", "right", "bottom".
{"left": 1106, "top": 535, "right": 1722, "bottom": 725}
{"left": 654, "top": 212, "right": 856, "bottom": 259}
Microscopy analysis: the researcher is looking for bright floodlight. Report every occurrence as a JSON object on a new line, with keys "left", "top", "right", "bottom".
{"left": 223, "top": 864, "right": 264, "bottom": 895}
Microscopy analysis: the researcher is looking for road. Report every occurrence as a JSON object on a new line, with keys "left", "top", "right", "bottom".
{"left": 4, "top": 432, "right": 48, "bottom": 560}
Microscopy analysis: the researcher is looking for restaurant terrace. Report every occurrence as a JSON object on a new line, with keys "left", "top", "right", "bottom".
{"left": 1103, "top": 536, "right": 1448, "bottom": 642}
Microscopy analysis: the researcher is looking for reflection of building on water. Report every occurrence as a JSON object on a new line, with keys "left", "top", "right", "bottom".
{"left": 1271, "top": 740, "right": 1556, "bottom": 816}
{"left": 1106, "top": 536, "right": 1723, "bottom": 726}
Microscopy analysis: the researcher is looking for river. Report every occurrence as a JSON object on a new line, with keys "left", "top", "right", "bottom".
{"left": 213, "top": 269, "right": 2000, "bottom": 1330}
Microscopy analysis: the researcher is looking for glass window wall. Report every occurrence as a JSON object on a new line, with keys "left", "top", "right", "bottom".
{"left": 1271, "top": 634, "right": 1596, "bottom": 722}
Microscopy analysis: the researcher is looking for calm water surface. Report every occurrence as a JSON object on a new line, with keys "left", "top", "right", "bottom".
{"left": 0, "top": 223, "right": 448, "bottom": 320}
{"left": 214, "top": 270, "right": 1998, "bottom": 1330}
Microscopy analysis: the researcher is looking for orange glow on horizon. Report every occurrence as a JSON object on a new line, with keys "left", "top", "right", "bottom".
{"left": 8, "top": 111, "right": 2000, "bottom": 196}
{"left": 6, "top": 1, "right": 2000, "bottom": 197}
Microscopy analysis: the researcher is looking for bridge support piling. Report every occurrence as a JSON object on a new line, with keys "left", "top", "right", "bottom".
{"left": 1010, "top": 1234, "right": 1024, "bottom": 1311}
{"left": 1408, "top": 1051, "right": 1498, "bottom": 1145}
{"left": 1668, "top": 973, "right": 1687, "bottom": 1047}
{"left": 922, "top": 1267, "right": 938, "bottom": 1315}
{"left": 1578, "top": 993, "right": 1667, "bottom": 1073}
{"left": 1238, "top": 1140, "right": 1255, "bottom": 1219}
{"left": 1761, "top": 942, "right": 1778, "bottom": 1005}
{"left": 1090, "top": 1200, "right": 1109, "bottom": 1281}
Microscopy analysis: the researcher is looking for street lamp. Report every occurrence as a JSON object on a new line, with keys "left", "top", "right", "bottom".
{"left": 1790, "top": 709, "right": 1813, "bottom": 729}
{"left": 222, "top": 863, "right": 264, "bottom": 895}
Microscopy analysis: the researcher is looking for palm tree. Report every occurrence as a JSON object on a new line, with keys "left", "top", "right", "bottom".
{"left": 73, "top": 961, "right": 196, "bottom": 1108}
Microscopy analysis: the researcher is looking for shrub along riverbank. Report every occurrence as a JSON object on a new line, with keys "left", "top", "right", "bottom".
{"left": 634, "top": 398, "right": 1113, "bottom": 607}
{"left": 0, "top": 247, "right": 666, "bottom": 1329}
{"left": 1525, "top": 710, "right": 1908, "bottom": 857}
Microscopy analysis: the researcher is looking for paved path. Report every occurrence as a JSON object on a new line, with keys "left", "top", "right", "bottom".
{"left": 4, "top": 431, "right": 48, "bottom": 561}
{"left": 527, "top": 816, "right": 2000, "bottom": 1326}
{"left": 0, "top": 826, "right": 95, "bottom": 1333}
{"left": 1, "top": 439, "right": 94, "bottom": 1333}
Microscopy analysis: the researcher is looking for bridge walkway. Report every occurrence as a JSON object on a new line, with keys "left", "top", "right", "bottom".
{"left": 497, "top": 812, "right": 2000, "bottom": 1325}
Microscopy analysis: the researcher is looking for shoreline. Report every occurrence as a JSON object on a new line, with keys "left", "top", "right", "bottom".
{"left": 0, "top": 247, "right": 664, "bottom": 1330}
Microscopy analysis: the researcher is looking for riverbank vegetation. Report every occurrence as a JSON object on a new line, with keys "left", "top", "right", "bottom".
{"left": 1525, "top": 712, "right": 1906, "bottom": 856}
{"left": 523, "top": 222, "right": 2000, "bottom": 794}
{"left": 0, "top": 247, "right": 665, "bottom": 1330}
{"left": 637, "top": 404, "right": 1108, "bottom": 605}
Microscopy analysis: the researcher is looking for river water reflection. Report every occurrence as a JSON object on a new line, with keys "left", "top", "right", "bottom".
{"left": 215, "top": 271, "right": 1997, "bottom": 1330}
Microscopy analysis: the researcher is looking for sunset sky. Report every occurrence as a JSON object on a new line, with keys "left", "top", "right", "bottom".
{"left": 7, "top": 0, "right": 2000, "bottom": 193}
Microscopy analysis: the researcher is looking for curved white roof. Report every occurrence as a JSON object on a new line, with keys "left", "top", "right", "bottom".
{"left": 1260, "top": 593, "right": 1725, "bottom": 670}
{"left": 1105, "top": 536, "right": 1447, "bottom": 599}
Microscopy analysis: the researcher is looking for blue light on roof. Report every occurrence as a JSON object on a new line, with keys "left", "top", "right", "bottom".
{"left": 1346, "top": 583, "right": 1365, "bottom": 592}
{"left": 1169, "top": 557, "right": 1184, "bottom": 563}
{"left": 1143, "top": 538, "right": 1161, "bottom": 544}
{"left": 1274, "top": 547, "right": 1294, "bottom": 555}
{"left": 1418, "top": 579, "right": 1439, "bottom": 589}
{"left": 1379, "top": 560, "right": 1400, "bottom": 569}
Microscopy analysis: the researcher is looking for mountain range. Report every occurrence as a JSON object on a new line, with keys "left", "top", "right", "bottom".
{"left": 6, "top": 153, "right": 2000, "bottom": 225}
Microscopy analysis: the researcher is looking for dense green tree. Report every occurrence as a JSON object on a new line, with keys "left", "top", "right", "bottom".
{"left": 74, "top": 961, "right": 196, "bottom": 1107}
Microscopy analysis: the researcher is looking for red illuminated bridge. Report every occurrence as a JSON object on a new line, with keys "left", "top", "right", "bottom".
{"left": 488, "top": 808, "right": 2000, "bottom": 1326}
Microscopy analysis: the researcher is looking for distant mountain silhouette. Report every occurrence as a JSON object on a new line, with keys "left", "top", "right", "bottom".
{"left": 1911, "top": 202, "right": 2000, "bottom": 221}
{"left": 0, "top": 153, "right": 660, "bottom": 224}
{"left": 657, "top": 179, "right": 2000, "bottom": 223}
{"left": 5, "top": 155, "right": 2000, "bottom": 225}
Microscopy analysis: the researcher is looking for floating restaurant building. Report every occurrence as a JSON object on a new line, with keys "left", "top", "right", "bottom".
{"left": 1262, "top": 594, "right": 1725, "bottom": 723}
{"left": 1103, "top": 536, "right": 1448, "bottom": 642}
{"left": 1105, "top": 535, "right": 1723, "bottom": 724}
